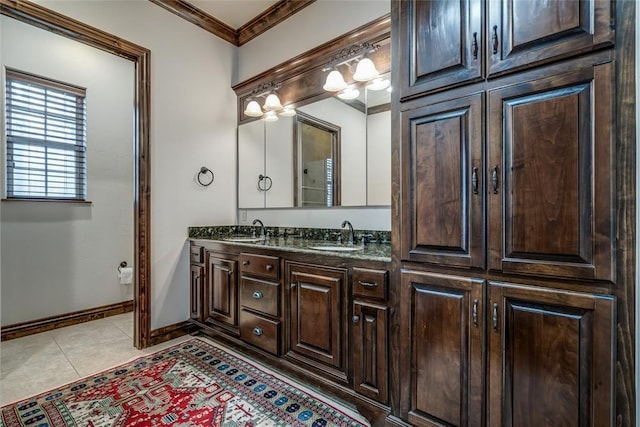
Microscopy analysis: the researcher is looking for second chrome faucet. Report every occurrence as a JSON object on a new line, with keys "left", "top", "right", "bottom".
{"left": 341, "top": 220, "right": 356, "bottom": 245}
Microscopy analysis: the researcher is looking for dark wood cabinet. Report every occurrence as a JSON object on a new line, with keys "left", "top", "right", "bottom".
{"left": 401, "top": 93, "right": 484, "bottom": 269}
{"left": 204, "top": 253, "right": 238, "bottom": 331}
{"left": 398, "top": 0, "right": 482, "bottom": 100}
{"left": 486, "top": 0, "right": 613, "bottom": 77}
{"left": 189, "top": 265, "right": 203, "bottom": 321}
{"left": 352, "top": 301, "right": 388, "bottom": 404}
{"left": 401, "top": 270, "right": 484, "bottom": 427}
{"left": 397, "top": 0, "right": 614, "bottom": 101}
{"left": 238, "top": 253, "right": 282, "bottom": 356}
{"left": 401, "top": 59, "right": 615, "bottom": 282}
{"left": 487, "top": 61, "right": 614, "bottom": 281}
{"left": 487, "top": 281, "right": 615, "bottom": 427}
{"left": 286, "top": 262, "right": 348, "bottom": 383}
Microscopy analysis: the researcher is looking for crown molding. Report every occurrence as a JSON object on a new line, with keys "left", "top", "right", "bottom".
{"left": 148, "top": 0, "right": 316, "bottom": 46}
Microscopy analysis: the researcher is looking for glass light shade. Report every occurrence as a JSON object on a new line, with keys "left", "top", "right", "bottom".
{"left": 263, "top": 111, "right": 278, "bottom": 122}
{"left": 367, "top": 78, "right": 390, "bottom": 91}
{"left": 279, "top": 106, "right": 296, "bottom": 117}
{"left": 263, "top": 93, "right": 283, "bottom": 111}
{"left": 244, "top": 100, "right": 263, "bottom": 117}
{"left": 323, "top": 70, "right": 348, "bottom": 92}
{"left": 337, "top": 87, "right": 360, "bottom": 100}
{"left": 353, "top": 57, "right": 379, "bottom": 82}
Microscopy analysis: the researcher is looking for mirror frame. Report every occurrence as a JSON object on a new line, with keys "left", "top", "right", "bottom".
{"left": 0, "top": 0, "right": 152, "bottom": 348}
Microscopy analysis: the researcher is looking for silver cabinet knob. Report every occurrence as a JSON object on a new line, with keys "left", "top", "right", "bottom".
{"left": 252, "top": 291, "right": 263, "bottom": 299}
{"left": 253, "top": 327, "right": 263, "bottom": 336}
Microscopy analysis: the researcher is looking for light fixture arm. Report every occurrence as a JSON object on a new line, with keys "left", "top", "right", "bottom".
{"left": 322, "top": 42, "right": 380, "bottom": 71}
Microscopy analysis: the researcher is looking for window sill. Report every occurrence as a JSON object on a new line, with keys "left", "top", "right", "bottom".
{"left": 1, "top": 198, "right": 93, "bottom": 204}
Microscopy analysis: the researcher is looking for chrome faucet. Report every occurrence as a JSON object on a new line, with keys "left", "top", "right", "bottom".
{"left": 252, "top": 219, "right": 266, "bottom": 239}
{"left": 341, "top": 220, "right": 356, "bottom": 245}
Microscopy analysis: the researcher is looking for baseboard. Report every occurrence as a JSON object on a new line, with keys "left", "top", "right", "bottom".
{"left": 1, "top": 300, "right": 134, "bottom": 341}
{"left": 149, "top": 321, "right": 197, "bottom": 346}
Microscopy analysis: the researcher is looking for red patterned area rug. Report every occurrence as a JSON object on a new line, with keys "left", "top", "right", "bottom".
{"left": 1, "top": 337, "right": 369, "bottom": 427}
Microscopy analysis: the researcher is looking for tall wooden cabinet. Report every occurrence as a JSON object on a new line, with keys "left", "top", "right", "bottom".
{"left": 395, "top": 0, "right": 620, "bottom": 425}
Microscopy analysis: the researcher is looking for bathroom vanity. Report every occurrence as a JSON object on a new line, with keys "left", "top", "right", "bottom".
{"left": 188, "top": 226, "right": 392, "bottom": 417}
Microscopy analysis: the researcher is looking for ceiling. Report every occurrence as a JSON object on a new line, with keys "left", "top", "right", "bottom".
{"left": 149, "top": 0, "right": 315, "bottom": 46}
{"left": 188, "top": 0, "right": 279, "bottom": 29}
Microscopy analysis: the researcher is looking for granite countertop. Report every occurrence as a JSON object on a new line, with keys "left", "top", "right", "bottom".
{"left": 189, "top": 226, "right": 392, "bottom": 262}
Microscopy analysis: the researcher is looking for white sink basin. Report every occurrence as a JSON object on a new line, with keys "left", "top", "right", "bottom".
{"left": 224, "top": 237, "right": 264, "bottom": 243}
{"left": 308, "top": 245, "right": 363, "bottom": 252}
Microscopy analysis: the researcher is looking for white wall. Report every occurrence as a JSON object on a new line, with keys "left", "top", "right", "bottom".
{"left": 236, "top": 1, "right": 392, "bottom": 230}
{"left": 23, "top": 0, "right": 238, "bottom": 329}
{"left": 1, "top": 17, "right": 134, "bottom": 325}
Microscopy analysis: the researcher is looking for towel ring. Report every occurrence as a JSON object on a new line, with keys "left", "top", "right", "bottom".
{"left": 258, "top": 174, "right": 272, "bottom": 191}
{"left": 197, "top": 167, "right": 214, "bottom": 186}
{"left": 118, "top": 261, "right": 127, "bottom": 273}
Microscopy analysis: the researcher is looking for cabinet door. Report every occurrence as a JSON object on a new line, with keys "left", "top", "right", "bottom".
{"left": 401, "top": 93, "right": 484, "bottom": 269}
{"left": 352, "top": 301, "right": 388, "bottom": 404}
{"left": 190, "top": 265, "right": 203, "bottom": 321}
{"left": 487, "top": 61, "right": 614, "bottom": 281}
{"left": 287, "top": 263, "right": 347, "bottom": 382}
{"left": 397, "top": 0, "right": 482, "bottom": 100}
{"left": 204, "top": 253, "right": 238, "bottom": 329}
{"left": 401, "top": 270, "right": 484, "bottom": 427}
{"left": 487, "top": 281, "right": 615, "bottom": 427}
{"left": 487, "top": 0, "right": 613, "bottom": 77}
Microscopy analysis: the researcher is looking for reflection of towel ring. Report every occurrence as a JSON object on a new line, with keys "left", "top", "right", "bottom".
{"left": 258, "top": 174, "right": 273, "bottom": 191}
{"left": 118, "top": 261, "right": 127, "bottom": 273}
{"left": 197, "top": 167, "right": 214, "bottom": 186}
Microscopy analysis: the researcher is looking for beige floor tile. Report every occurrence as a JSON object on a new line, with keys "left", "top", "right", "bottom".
{"left": 59, "top": 336, "right": 144, "bottom": 377}
{"left": 0, "top": 332, "right": 59, "bottom": 373}
{"left": 51, "top": 318, "right": 131, "bottom": 352}
{"left": 107, "top": 313, "right": 134, "bottom": 338}
{"left": 0, "top": 348, "right": 78, "bottom": 406}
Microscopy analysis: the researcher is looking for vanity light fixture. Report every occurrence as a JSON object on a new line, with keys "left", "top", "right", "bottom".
{"left": 352, "top": 57, "right": 379, "bottom": 82}
{"left": 322, "top": 42, "right": 381, "bottom": 94}
{"left": 243, "top": 82, "right": 295, "bottom": 120}
{"left": 337, "top": 86, "right": 360, "bottom": 100}
{"left": 323, "top": 69, "right": 348, "bottom": 92}
{"left": 263, "top": 111, "right": 278, "bottom": 122}
{"left": 263, "top": 93, "right": 283, "bottom": 111}
{"left": 367, "top": 77, "right": 390, "bottom": 91}
{"left": 279, "top": 106, "right": 296, "bottom": 117}
{"left": 244, "top": 100, "right": 264, "bottom": 117}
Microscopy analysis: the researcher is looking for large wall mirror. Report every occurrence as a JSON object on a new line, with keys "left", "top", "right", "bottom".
{"left": 234, "top": 16, "right": 390, "bottom": 209}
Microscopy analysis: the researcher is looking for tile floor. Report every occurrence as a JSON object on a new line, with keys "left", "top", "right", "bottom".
{"left": 0, "top": 313, "right": 192, "bottom": 405}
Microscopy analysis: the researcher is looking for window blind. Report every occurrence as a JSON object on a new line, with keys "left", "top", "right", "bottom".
{"left": 5, "top": 69, "right": 87, "bottom": 200}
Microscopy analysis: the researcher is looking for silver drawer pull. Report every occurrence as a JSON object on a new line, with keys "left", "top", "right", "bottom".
{"left": 358, "top": 281, "right": 378, "bottom": 288}
{"left": 265, "top": 264, "right": 274, "bottom": 271}
{"left": 253, "top": 327, "right": 263, "bottom": 336}
{"left": 252, "top": 291, "right": 263, "bottom": 299}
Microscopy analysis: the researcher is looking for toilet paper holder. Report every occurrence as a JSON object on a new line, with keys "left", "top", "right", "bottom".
{"left": 118, "top": 261, "right": 127, "bottom": 274}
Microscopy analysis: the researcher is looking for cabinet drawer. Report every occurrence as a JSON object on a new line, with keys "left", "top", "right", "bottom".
{"left": 240, "top": 253, "right": 280, "bottom": 280}
{"left": 190, "top": 245, "right": 204, "bottom": 263}
{"left": 352, "top": 268, "right": 388, "bottom": 301}
{"left": 240, "top": 310, "right": 280, "bottom": 356}
{"left": 240, "top": 277, "right": 280, "bottom": 317}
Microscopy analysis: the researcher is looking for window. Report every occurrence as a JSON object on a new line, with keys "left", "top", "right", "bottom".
{"left": 5, "top": 69, "right": 86, "bottom": 200}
